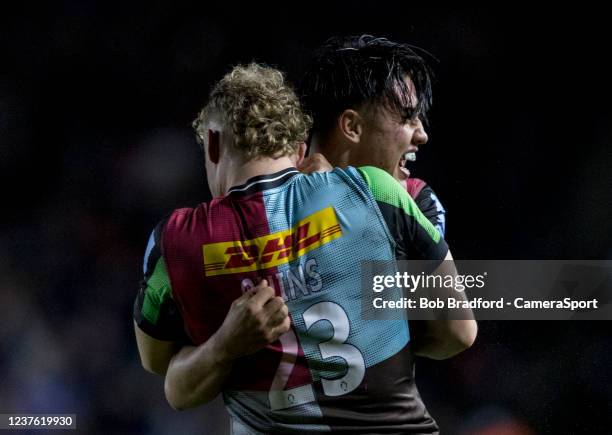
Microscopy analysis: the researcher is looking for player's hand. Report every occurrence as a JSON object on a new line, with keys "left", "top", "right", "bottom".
{"left": 213, "top": 280, "right": 290, "bottom": 362}
{"left": 297, "top": 153, "right": 333, "bottom": 173}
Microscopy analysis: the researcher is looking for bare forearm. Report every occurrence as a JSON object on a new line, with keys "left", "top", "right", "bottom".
{"left": 164, "top": 334, "right": 233, "bottom": 410}
{"left": 164, "top": 281, "right": 290, "bottom": 410}
{"left": 410, "top": 282, "right": 478, "bottom": 359}
{"left": 410, "top": 251, "right": 477, "bottom": 359}
{"left": 411, "top": 319, "right": 477, "bottom": 359}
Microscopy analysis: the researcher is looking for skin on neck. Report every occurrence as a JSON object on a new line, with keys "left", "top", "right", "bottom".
{"left": 309, "top": 131, "right": 351, "bottom": 168}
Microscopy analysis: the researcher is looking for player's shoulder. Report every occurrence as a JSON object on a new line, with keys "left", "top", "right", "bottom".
{"left": 167, "top": 205, "right": 199, "bottom": 224}
{"left": 294, "top": 166, "right": 365, "bottom": 190}
{"left": 153, "top": 201, "right": 215, "bottom": 244}
{"left": 356, "top": 166, "right": 415, "bottom": 207}
{"left": 298, "top": 166, "right": 357, "bottom": 180}
{"left": 405, "top": 177, "right": 428, "bottom": 199}
{"left": 356, "top": 165, "right": 398, "bottom": 186}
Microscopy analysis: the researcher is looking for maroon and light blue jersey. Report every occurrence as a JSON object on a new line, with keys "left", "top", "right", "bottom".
{"left": 134, "top": 166, "right": 448, "bottom": 434}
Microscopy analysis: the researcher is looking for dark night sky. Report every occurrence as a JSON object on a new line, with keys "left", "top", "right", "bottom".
{"left": 2, "top": 3, "right": 610, "bottom": 259}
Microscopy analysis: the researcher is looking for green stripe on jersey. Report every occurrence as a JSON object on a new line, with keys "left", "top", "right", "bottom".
{"left": 357, "top": 166, "right": 441, "bottom": 243}
{"left": 142, "top": 257, "right": 173, "bottom": 325}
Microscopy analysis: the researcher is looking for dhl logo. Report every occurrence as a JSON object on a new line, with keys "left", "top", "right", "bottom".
{"left": 203, "top": 207, "right": 342, "bottom": 276}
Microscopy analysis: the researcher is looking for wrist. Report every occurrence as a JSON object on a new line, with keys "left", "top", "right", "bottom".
{"left": 209, "top": 331, "right": 235, "bottom": 366}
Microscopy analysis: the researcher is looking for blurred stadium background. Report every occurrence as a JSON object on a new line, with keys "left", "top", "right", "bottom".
{"left": 1, "top": 3, "right": 611, "bottom": 434}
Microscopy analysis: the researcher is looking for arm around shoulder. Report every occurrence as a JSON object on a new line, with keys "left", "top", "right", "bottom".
{"left": 134, "top": 320, "right": 177, "bottom": 376}
{"left": 163, "top": 280, "right": 291, "bottom": 410}
{"left": 410, "top": 251, "right": 478, "bottom": 360}
{"left": 164, "top": 337, "right": 233, "bottom": 411}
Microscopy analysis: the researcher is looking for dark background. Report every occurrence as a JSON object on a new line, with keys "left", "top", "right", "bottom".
{"left": 1, "top": 3, "right": 611, "bottom": 434}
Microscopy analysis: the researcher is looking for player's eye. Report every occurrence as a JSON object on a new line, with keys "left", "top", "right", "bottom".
{"left": 401, "top": 108, "right": 418, "bottom": 123}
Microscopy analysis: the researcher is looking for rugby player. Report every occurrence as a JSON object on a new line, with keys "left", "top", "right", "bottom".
{"left": 300, "top": 35, "right": 446, "bottom": 236}
{"left": 134, "top": 64, "right": 476, "bottom": 433}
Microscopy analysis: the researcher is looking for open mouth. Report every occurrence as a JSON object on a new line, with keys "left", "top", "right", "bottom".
{"left": 402, "top": 145, "right": 419, "bottom": 162}
{"left": 403, "top": 151, "right": 417, "bottom": 162}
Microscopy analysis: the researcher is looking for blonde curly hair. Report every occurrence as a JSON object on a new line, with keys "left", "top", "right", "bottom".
{"left": 193, "top": 63, "right": 312, "bottom": 160}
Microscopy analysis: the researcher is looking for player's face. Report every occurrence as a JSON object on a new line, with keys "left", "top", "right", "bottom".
{"left": 357, "top": 77, "right": 428, "bottom": 176}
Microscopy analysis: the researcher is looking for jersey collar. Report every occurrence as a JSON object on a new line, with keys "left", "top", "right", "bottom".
{"left": 227, "top": 167, "right": 299, "bottom": 196}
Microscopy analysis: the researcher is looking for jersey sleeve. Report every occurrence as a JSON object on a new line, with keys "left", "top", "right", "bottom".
{"left": 133, "top": 219, "right": 188, "bottom": 342}
{"left": 413, "top": 184, "right": 446, "bottom": 237}
{"left": 357, "top": 166, "right": 449, "bottom": 263}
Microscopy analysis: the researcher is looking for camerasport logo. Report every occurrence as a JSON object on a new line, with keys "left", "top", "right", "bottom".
{"left": 203, "top": 207, "right": 342, "bottom": 276}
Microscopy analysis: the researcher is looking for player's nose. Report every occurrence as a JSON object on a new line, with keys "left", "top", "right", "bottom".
{"left": 412, "top": 119, "right": 428, "bottom": 145}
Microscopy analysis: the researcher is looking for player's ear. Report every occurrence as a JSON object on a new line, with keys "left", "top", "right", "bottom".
{"left": 338, "top": 109, "right": 363, "bottom": 144}
{"left": 207, "top": 129, "right": 220, "bottom": 164}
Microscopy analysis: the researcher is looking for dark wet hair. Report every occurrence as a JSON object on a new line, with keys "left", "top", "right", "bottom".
{"left": 301, "top": 34, "right": 434, "bottom": 138}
